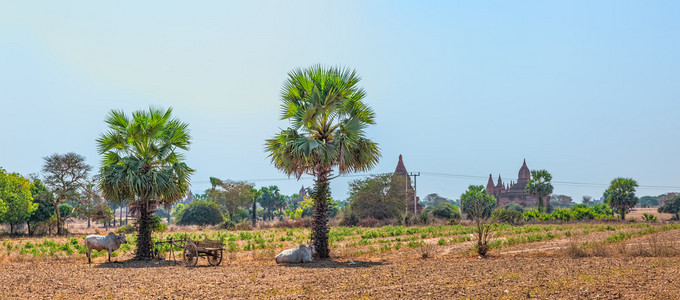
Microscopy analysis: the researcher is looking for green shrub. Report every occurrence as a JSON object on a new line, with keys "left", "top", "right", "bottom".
{"left": 642, "top": 213, "right": 657, "bottom": 223}
{"left": 658, "top": 196, "right": 680, "bottom": 220}
{"left": 570, "top": 205, "right": 597, "bottom": 220}
{"left": 176, "top": 200, "right": 224, "bottom": 226}
{"left": 339, "top": 211, "right": 359, "bottom": 227}
{"left": 403, "top": 212, "right": 415, "bottom": 226}
{"left": 58, "top": 204, "right": 73, "bottom": 218}
{"left": 418, "top": 211, "right": 430, "bottom": 224}
{"left": 493, "top": 209, "right": 523, "bottom": 225}
{"left": 503, "top": 203, "right": 525, "bottom": 213}
{"left": 407, "top": 241, "right": 424, "bottom": 248}
{"left": 220, "top": 220, "right": 236, "bottom": 230}
{"left": 592, "top": 203, "right": 613, "bottom": 216}
{"left": 549, "top": 208, "right": 575, "bottom": 222}
{"left": 523, "top": 209, "right": 544, "bottom": 221}
{"left": 432, "top": 203, "right": 460, "bottom": 220}
{"left": 116, "top": 224, "right": 135, "bottom": 234}
{"left": 150, "top": 214, "right": 167, "bottom": 232}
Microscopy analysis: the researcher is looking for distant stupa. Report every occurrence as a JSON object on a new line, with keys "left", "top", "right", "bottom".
{"left": 485, "top": 159, "right": 543, "bottom": 208}
{"left": 392, "top": 154, "right": 422, "bottom": 214}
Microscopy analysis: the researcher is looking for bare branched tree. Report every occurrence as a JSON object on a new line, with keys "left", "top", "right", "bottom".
{"left": 42, "top": 152, "right": 91, "bottom": 235}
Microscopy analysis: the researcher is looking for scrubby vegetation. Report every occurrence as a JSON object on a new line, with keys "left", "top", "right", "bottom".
{"left": 175, "top": 200, "right": 224, "bottom": 226}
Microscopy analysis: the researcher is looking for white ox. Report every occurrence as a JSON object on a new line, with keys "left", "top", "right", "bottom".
{"left": 84, "top": 232, "right": 127, "bottom": 263}
{"left": 275, "top": 244, "right": 314, "bottom": 264}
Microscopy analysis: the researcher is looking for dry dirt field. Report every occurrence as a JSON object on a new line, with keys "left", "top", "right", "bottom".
{"left": 1, "top": 219, "right": 679, "bottom": 299}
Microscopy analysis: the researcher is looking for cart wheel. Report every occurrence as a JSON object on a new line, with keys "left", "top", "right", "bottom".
{"left": 183, "top": 243, "right": 198, "bottom": 267}
{"left": 207, "top": 250, "right": 223, "bottom": 266}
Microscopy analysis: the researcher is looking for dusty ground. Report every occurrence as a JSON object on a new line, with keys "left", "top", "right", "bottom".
{"left": 2, "top": 218, "right": 679, "bottom": 299}
{"left": 2, "top": 228, "right": 680, "bottom": 299}
{"left": 627, "top": 208, "right": 673, "bottom": 221}
{"left": 1, "top": 254, "right": 678, "bottom": 299}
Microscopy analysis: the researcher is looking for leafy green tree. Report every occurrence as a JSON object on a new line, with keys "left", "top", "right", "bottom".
{"left": 176, "top": 200, "right": 224, "bottom": 225}
{"left": 265, "top": 65, "right": 380, "bottom": 259}
{"left": 91, "top": 202, "right": 114, "bottom": 228}
{"left": 97, "top": 107, "right": 194, "bottom": 259}
{"left": 42, "top": 152, "right": 91, "bottom": 235}
{"left": 258, "top": 186, "right": 285, "bottom": 221}
{"left": 420, "top": 193, "right": 459, "bottom": 207}
{"left": 27, "top": 177, "right": 54, "bottom": 235}
{"left": 503, "top": 202, "right": 524, "bottom": 213}
{"left": 431, "top": 202, "right": 460, "bottom": 220}
{"left": 639, "top": 196, "right": 659, "bottom": 208}
{"left": 525, "top": 170, "right": 554, "bottom": 213}
{"left": 58, "top": 203, "right": 73, "bottom": 219}
{"left": 170, "top": 203, "right": 186, "bottom": 222}
{"left": 604, "top": 177, "right": 638, "bottom": 220}
{"left": 0, "top": 169, "right": 37, "bottom": 234}
{"left": 592, "top": 203, "right": 613, "bottom": 216}
{"left": 460, "top": 185, "right": 497, "bottom": 256}
{"left": 209, "top": 178, "right": 255, "bottom": 222}
{"left": 550, "top": 194, "right": 573, "bottom": 208}
{"left": 74, "top": 180, "right": 114, "bottom": 228}
{"left": 658, "top": 195, "right": 680, "bottom": 220}
{"left": 347, "top": 174, "right": 406, "bottom": 221}
{"left": 461, "top": 185, "right": 497, "bottom": 220}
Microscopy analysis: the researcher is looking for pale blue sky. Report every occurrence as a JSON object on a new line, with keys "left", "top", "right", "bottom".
{"left": 1, "top": 1, "right": 679, "bottom": 202}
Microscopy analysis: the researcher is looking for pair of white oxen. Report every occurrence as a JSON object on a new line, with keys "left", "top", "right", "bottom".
{"left": 84, "top": 232, "right": 315, "bottom": 264}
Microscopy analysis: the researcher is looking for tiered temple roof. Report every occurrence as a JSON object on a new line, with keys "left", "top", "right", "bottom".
{"left": 485, "top": 159, "right": 543, "bottom": 208}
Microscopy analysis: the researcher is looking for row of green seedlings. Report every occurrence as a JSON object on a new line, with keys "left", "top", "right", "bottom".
{"left": 602, "top": 223, "right": 680, "bottom": 244}
{"left": 1, "top": 238, "right": 133, "bottom": 258}
{"left": 343, "top": 224, "right": 561, "bottom": 253}
{"left": 474, "top": 223, "right": 659, "bottom": 252}
{"left": 562, "top": 223, "right": 680, "bottom": 254}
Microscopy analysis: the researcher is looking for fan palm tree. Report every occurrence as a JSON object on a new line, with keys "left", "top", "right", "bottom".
{"left": 604, "top": 177, "right": 638, "bottom": 220}
{"left": 525, "top": 169, "right": 554, "bottom": 213}
{"left": 97, "top": 107, "right": 193, "bottom": 259}
{"left": 265, "top": 65, "right": 380, "bottom": 258}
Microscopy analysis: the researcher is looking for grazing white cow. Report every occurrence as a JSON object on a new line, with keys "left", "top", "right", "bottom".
{"left": 275, "top": 244, "right": 314, "bottom": 264}
{"left": 84, "top": 232, "right": 127, "bottom": 263}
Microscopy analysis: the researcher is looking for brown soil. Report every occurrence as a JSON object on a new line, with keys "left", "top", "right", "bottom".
{"left": 1, "top": 254, "right": 678, "bottom": 299}
{"left": 2, "top": 223, "right": 679, "bottom": 299}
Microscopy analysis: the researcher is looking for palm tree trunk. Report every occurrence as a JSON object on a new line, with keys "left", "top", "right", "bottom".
{"left": 27, "top": 222, "right": 32, "bottom": 236}
{"left": 537, "top": 196, "right": 545, "bottom": 213}
{"left": 252, "top": 198, "right": 257, "bottom": 227}
{"left": 87, "top": 217, "right": 91, "bottom": 228}
{"left": 620, "top": 209, "right": 626, "bottom": 220}
{"left": 312, "top": 168, "right": 331, "bottom": 259}
{"left": 136, "top": 201, "right": 153, "bottom": 259}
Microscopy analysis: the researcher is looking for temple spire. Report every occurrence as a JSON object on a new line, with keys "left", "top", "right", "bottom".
{"left": 486, "top": 174, "right": 495, "bottom": 194}
{"left": 394, "top": 154, "right": 408, "bottom": 176}
{"left": 518, "top": 159, "right": 530, "bottom": 180}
